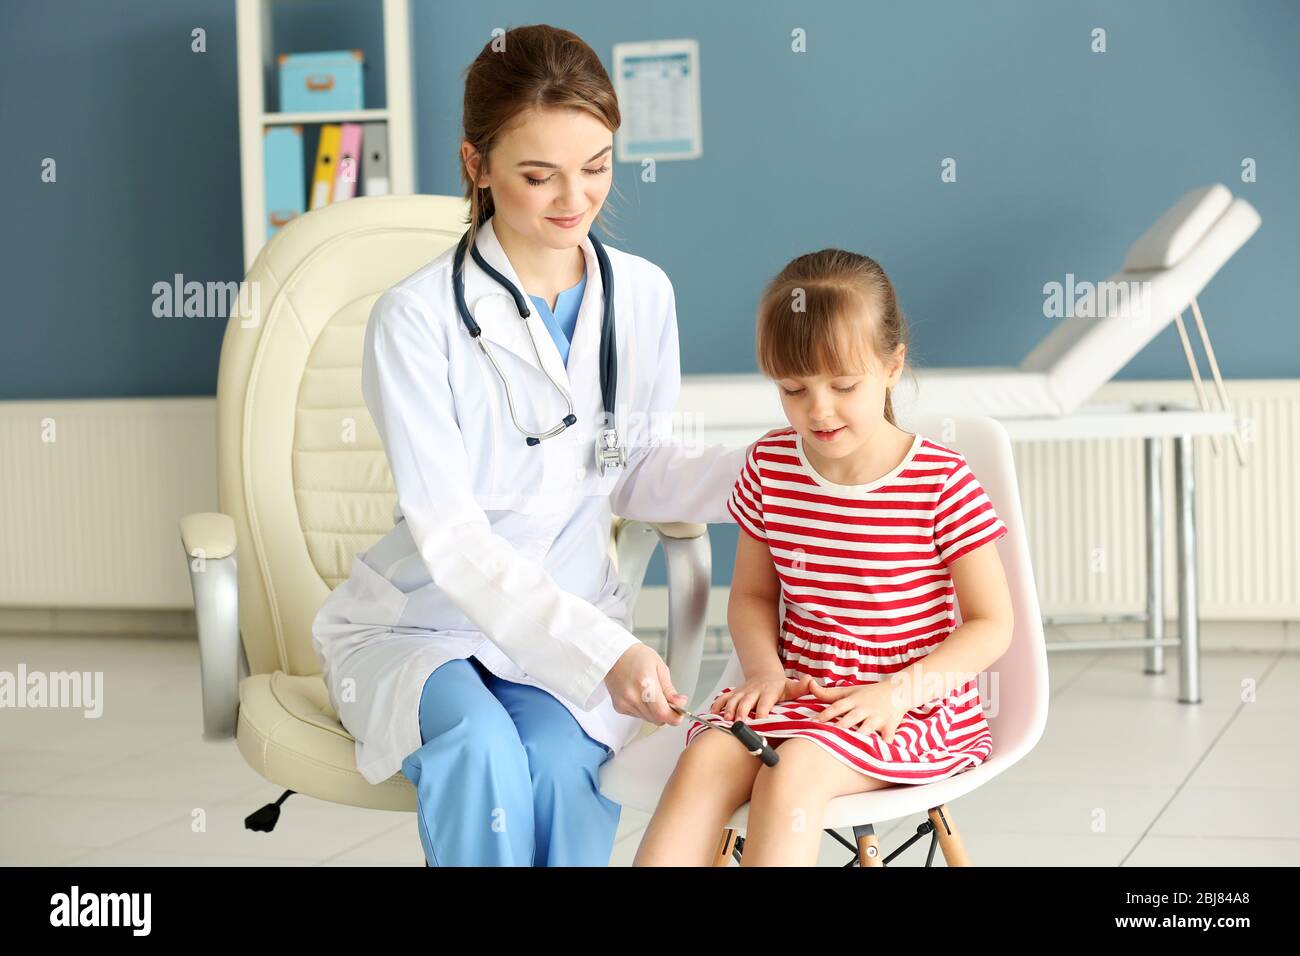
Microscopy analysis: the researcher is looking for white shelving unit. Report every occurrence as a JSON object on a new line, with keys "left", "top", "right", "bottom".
{"left": 235, "top": 0, "right": 417, "bottom": 273}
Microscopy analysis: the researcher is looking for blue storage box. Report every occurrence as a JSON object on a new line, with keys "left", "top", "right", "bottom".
{"left": 278, "top": 50, "right": 364, "bottom": 113}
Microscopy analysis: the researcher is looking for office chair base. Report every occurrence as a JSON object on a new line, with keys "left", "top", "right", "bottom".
{"left": 245, "top": 789, "right": 296, "bottom": 832}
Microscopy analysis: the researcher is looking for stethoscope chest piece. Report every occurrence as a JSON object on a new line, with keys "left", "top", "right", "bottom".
{"left": 595, "top": 426, "right": 626, "bottom": 477}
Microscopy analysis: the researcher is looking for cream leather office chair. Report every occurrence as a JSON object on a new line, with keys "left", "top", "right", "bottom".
{"left": 599, "top": 415, "right": 1050, "bottom": 866}
{"left": 177, "top": 195, "right": 713, "bottom": 827}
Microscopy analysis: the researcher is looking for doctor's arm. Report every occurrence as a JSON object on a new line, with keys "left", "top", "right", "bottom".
{"left": 364, "top": 288, "right": 682, "bottom": 724}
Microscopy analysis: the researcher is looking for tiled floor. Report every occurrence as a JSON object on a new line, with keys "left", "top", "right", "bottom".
{"left": 1, "top": 622, "right": 1296, "bottom": 866}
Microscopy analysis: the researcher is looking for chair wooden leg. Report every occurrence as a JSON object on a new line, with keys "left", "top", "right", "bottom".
{"left": 712, "top": 828, "right": 738, "bottom": 866}
{"left": 856, "top": 831, "right": 884, "bottom": 867}
{"left": 927, "top": 805, "right": 972, "bottom": 867}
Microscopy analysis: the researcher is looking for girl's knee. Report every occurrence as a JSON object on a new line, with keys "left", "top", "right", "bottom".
{"left": 751, "top": 738, "right": 891, "bottom": 803}
{"left": 680, "top": 729, "right": 749, "bottom": 769}
{"left": 672, "top": 731, "right": 762, "bottom": 801}
{"left": 752, "top": 740, "right": 831, "bottom": 796}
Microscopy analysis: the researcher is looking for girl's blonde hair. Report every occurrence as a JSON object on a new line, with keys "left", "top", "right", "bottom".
{"left": 756, "top": 249, "right": 911, "bottom": 425}
{"left": 458, "top": 24, "right": 621, "bottom": 254}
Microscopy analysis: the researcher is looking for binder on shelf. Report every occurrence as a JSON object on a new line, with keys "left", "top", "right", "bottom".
{"left": 310, "top": 124, "right": 342, "bottom": 210}
{"left": 263, "top": 125, "right": 305, "bottom": 239}
{"left": 362, "top": 122, "right": 390, "bottom": 196}
{"left": 333, "top": 123, "right": 364, "bottom": 201}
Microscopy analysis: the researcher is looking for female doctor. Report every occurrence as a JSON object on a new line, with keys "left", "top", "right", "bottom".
{"left": 311, "top": 24, "right": 754, "bottom": 867}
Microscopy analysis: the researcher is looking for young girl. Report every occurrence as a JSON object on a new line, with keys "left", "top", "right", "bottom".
{"left": 634, "top": 249, "right": 1015, "bottom": 867}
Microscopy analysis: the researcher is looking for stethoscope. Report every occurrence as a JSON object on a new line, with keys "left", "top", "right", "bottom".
{"left": 451, "top": 227, "right": 627, "bottom": 477}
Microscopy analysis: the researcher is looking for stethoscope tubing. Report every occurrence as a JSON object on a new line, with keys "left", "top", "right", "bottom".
{"left": 450, "top": 226, "right": 620, "bottom": 448}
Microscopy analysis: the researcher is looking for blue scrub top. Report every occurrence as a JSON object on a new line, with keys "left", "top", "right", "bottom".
{"left": 528, "top": 268, "right": 587, "bottom": 368}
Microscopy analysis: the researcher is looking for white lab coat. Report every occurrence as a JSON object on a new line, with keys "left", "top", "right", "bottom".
{"left": 311, "top": 216, "right": 751, "bottom": 785}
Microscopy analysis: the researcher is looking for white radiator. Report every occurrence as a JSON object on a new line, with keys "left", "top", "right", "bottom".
{"left": 0, "top": 398, "right": 216, "bottom": 609}
{"left": 1017, "top": 380, "right": 1300, "bottom": 619}
{"left": 0, "top": 382, "right": 1295, "bottom": 619}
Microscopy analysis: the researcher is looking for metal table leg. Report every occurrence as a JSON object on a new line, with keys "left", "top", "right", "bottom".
{"left": 1144, "top": 436, "right": 1165, "bottom": 675}
{"left": 1174, "top": 433, "right": 1202, "bottom": 703}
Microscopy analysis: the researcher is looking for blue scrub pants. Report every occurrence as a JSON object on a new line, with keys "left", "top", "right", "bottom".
{"left": 400, "top": 656, "right": 622, "bottom": 866}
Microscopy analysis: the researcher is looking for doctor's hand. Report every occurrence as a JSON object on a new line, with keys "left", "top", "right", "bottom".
{"left": 605, "top": 644, "right": 686, "bottom": 726}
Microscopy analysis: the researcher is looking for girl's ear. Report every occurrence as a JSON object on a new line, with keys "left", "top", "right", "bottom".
{"left": 885, "top": 345, "right": 907, "bottom": 387}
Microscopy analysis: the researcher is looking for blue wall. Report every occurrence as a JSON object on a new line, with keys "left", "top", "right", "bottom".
{"left": 3, "top": 0, "right": 1297, "bottom": 583}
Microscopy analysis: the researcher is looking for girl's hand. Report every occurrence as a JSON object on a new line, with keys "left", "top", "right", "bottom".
{"left": 807, "top": 679, "right": 909, "bottom": 745}
{"left": 710, "top": 672, "right": 812, "bottom": 721}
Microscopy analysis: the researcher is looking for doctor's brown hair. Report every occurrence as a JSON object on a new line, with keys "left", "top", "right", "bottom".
{"left": 458, "top": 24, "right": 621, "bottom": 253}
{"left": 755, "top": 250, "right": 912, "bottom": 426}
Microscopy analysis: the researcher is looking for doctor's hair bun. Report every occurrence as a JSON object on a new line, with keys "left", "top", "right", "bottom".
{"left": 755, "top": 249, "right": 912, "bottom": 426}
{"left": 458, "top": 24, "right": 621, "bottom": 251}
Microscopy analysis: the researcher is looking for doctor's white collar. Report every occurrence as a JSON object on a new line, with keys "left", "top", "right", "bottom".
{"left": 459, "top": 215, "right": 603, "bottom": 316}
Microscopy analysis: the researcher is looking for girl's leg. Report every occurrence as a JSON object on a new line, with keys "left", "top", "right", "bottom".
{"left": 633, "top": 729, "right": 765, "bottom": 866}
{"left": 484, "top": 670, "right": 622, "bottom": 867}
{"left": 741, "top": 737, "right": 895, "bottom": 867}
{"left": 399, "top": 658, "right": 535, "bottom": 866}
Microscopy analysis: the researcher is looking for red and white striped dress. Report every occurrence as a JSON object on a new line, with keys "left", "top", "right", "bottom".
{"left": 685, "top": 427, "right": 1008, "bottom": 785}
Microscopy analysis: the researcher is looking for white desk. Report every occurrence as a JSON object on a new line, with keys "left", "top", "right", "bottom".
{"left": 990, "top": 403, "right": 1238, "bottom": 705}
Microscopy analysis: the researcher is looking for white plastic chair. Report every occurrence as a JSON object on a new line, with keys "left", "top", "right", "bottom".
{"left": 598, "top": 415, "right": 1049, "bottom": 866}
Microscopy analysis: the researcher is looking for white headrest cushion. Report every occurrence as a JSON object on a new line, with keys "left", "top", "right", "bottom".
{"left": 1122, "top": 184, "right": 1233, "bottom": 271}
